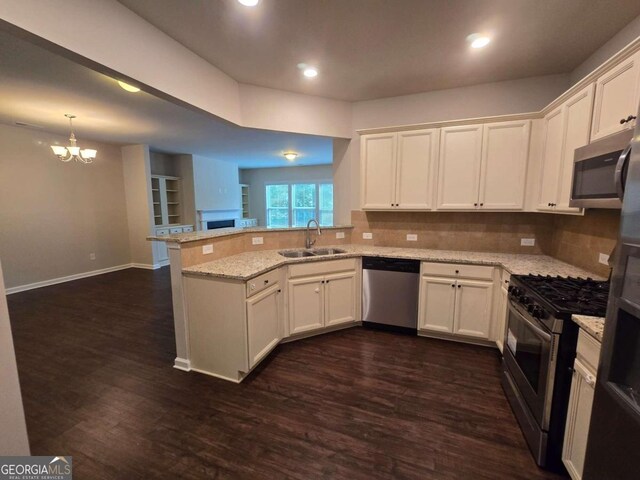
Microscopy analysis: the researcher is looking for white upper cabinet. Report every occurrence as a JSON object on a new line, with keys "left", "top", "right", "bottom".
{"left": 537, "top": 84, "right": 593, "bottom": 213}
{"left": 437, "top": 125, "right": 483, "bottom": 209}
{"left": 557, "top": 84, "right": 595, "bottom": 212}
{"left": 395, "top": 129, "right": 438, "bottom": 209}
{"left": 361, "top": 133, "right": 397, "bottom": 209}
{"left": 361, "top": 129, "right": 437, "bottom": 210}
{"left": 537, "top": 107, "right": 565, "bottom": 211}
{"left": 437, "top": 121, "right": 530, "bottom": 211}
{"left": 591, "top": 50, "right": 640, "bottom": 141}
{"left": 480, "top": 120, "right": 531, "bottom": 210}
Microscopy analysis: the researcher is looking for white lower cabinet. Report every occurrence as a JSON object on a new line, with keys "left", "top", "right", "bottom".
{"left": 496, "top": 277, "right": 509, "bottom": 353}
{"left": 419, "top": 263, "right": 494, "bottom": 340}
{"left": 453, "top": 279, "right": 494, "bottom": 338}
{"left": 246, "top": 283, "right": 282, "bottom": 368}
{"left": 288, "top": 275, "right": 325, "bottom": 334}
{"left": 562, "top": 331, "right": 601, "bottom": 480}
{"left": 288, "top": 259, "right": 358, "bottom": 336}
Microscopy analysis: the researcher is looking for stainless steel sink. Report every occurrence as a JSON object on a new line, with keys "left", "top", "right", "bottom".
{"left": 278, "top": 250, "right": 316, "bottom": 258}
{"left": 310, "top": 248, "right": 346, "bottom": 256}
{"left": 278, "top": 248, "right": 346, "bottom": 258}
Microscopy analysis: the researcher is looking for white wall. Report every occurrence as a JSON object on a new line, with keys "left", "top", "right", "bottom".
{"left": 240, "top": 165, "right": 334, "bottom": 226}
{"left": 0, "top": 260, "right": 30, "bottom": 455}
{"left": 0, "top": 124, "right": 132, "bottom": 289}
{"left": 122, "top": 144, "right": 154, "bottom": 267}
{"left": 193, "top": 155, "right": 241, "bottom": 213}
{"left": 0, "top": 0, "right": 352, "bottom": 139}
{"left": 570, "top": 14, "right": 640, "bottom": 85}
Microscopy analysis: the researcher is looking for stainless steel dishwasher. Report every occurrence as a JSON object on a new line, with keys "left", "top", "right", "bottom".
{"left": 362, "top": 256, "right": 420, "bottom": 334}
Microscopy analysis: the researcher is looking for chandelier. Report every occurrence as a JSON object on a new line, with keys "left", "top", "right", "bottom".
{"left": 50, "top": 114, "right": 97, "bottom": 164}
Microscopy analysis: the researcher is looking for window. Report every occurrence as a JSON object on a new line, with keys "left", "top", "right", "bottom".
{"left": 266, "top": 182, "right": 333, "bottom": 228}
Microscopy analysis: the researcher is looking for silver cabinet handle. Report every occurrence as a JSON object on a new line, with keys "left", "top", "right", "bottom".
{"left": 585, "top": 374, "right": 596, "bottom": 386}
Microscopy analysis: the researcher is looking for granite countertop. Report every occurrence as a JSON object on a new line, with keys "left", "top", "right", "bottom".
{"left": 572, "top": 315, "right": 605, "bottom": 342}
{"left": 182, "top": 244, "right": 604, "bottom": 282}
{"left": 147, "top": 224, "right": 354, "bottom": 243}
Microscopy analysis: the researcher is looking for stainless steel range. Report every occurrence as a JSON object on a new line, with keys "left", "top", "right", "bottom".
{"left": 501, "top": 275, "right": 609, "bottom": 471}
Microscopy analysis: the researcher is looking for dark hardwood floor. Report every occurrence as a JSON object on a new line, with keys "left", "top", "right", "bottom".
{"left": 8, "top": 268, "right": 565, "bottom": 479}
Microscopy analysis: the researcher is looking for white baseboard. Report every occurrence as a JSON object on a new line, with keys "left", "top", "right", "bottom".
{"left": 173, "top": 357, "right": 191, "bottom": 371}
{"left": 6, "top": 264, "right": 134, "bottom": 295}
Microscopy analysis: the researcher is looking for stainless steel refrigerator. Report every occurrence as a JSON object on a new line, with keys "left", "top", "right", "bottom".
{"left": 583, "top": 110, "right": 640, "bottom": 478}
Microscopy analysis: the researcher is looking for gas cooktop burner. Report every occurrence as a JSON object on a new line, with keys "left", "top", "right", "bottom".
{"left": 513, "top": 275, "right": 609, "bottom": 317}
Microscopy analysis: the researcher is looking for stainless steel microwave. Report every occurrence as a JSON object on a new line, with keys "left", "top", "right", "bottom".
{"left": 570, "top": 129, "right": 633, "bottom": 209}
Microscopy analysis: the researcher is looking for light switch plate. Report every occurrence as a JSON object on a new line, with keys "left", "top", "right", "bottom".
{"left": 89, "top": 253, "right": 96, "bottom": 260}
{"left": 520, "top": 238, "right": 535, "bottom": 247}
{"left": 252, "top": 236, "right": 264, "bottom": 245}
{"left": 362, "top": 232, "right": 373, "bottom": 240}
{"left": 599, "top": 253, "right": 610, "bottom": 265}
{"left": 335, "top": 232, "right": 345, "bottom": 239}
{"left": 406, "top": 234, "right": 418, "bottom": 241}
{"left": 202, "top": 244, "right": 214, "bottom": 255}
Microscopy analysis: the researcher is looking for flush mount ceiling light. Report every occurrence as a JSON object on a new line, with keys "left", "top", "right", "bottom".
{"left": 238, "top": 0, "right": 259, "bottom": 6}
{"left": 467, "top": 33, "right": 491, "bottom": 49}
{"left": 284, "top": 152, "right": 298, "bottom": 161}
{"left": 50, "top": 114, "right": 96, "bottom": 164}
{"left": 117, "top": 80, "right": 140, "bottom": 93}
{"left": 297, "top": 63, "right": 318, "bottom": 79}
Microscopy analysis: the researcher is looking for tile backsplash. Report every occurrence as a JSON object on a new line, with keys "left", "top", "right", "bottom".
{"left": 351, "top": 209, "right": 620, "bottom": 277}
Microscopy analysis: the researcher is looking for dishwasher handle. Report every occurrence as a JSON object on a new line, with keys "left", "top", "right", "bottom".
{"left": 362, "top": 256, "right": 420, "bottom": 273}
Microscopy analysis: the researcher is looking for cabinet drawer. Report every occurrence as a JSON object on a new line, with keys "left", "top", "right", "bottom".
{"left": 576, "top": 329, "right": 602, "bottom": 374}
{"left": 421, "top": 262, "right": 494, "bottom": 280}
{"left": 169, "top": 227, "right": 183, "bottom": 234}
{"left": 156, "top": 228, "right": 170, "bottom": 236}
{"left": 247, "top": 269, "right": 281, "bottom": 298}
{"left": 182, "top": 226, "right": 194, "bottom": 233}
{"left": 288, "top": 258, "right": 357, "bottom": 278}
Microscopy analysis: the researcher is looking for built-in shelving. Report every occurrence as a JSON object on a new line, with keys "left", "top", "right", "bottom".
{"left": 151, "top": 175, "right": 182, "bottom": 226}
{"left": 241, "top": 184, "right": 250, "bottom": 218}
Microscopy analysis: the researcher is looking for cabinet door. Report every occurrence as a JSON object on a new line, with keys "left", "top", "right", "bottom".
{"left": 562, "top": 359, "right": 596, "bottom": 480}
{"left": 324, "top": 271, "right": 357, "bottom": 327}
{"left": 361, "top": 133, "right": 397, "bottom": 209}
{"left": 591, "top": 50, "right": 640, "bottom": 141}
{"left": 556, "top": 84, "right": 594, "bottom": 213}
{"left": 288, "top": 275, "right": 325, "bottom": 334}
{"left": 454, "top": 279, "right": 494, "bottom": 339}
{"left": 419, "top": 276, "right": 456, "bottom": 333}
{"left": 537, "top": 107, "right": 565, "bottom": 211}
{"left": 395, "top": 129, "right": 438, "bottom": 210}
{"left": 496, "top": 286, "right": 508, "bottom": 353}
{"left": 479, "top": 120, "right": 530, "bottom": 210}
{"left": 246, "top": 284, "right": 282, "bottom": 369}
{"left": 437, "top": 125, "right": 483, "bottom": 210}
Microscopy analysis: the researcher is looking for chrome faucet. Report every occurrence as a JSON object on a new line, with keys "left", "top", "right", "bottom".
{"left": 305, "top": 219, "right": 322, "bottom": 249}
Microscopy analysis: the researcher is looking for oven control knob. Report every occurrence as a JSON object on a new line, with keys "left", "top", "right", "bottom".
{"left": 508, "top": 286, "right": 520, "bottom": 297}
{"left": 519, "top": 295, "right": 531, "bottom": 306}
{"left": 531, "top": 306, "right": 547, "bottom": 319}
{"left": 527, "top": 303, "right": 536, "bottom": 313}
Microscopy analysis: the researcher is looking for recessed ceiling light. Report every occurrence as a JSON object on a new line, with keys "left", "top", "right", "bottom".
{"left": 303, "top": 67, "right": 318, "bottom": 78}
{"left": 467, "top": 33, "right": 491, "bottom": 49}
{"left": 238, "top": 0, "right": 259, "bottom": 6}
{"left": 118, "top": 81, "right": 140, "bottom": 93}
{"left": 284, "top": 152, "right": 298, "bottom": 161}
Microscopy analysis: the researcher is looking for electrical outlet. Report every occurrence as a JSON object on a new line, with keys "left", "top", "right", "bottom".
{"left": 520, "top": 238, "right": 535, "bottom": 247}
{"left": 362, "top": 232, "right": 373, "bottom": 240}
{"left": 252, "top": 236, "right": 264, "bottom": 245}
{"left": 202, "top": 244, "right": 214, "bottom": 255}
{"left": 335, "top": 232, "right": 345, "bottom": 239}
{"left": 599, "top": 253, "right": 610, "bottom": 265}
{"left": 89, "top": 253, "right": 96, "bottom": 260}
{"left": 406, "top": 234, "right": 418, "bottom": 241}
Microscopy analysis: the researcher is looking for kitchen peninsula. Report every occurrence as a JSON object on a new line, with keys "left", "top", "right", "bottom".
{"left": 151, "top": 226, "right": 602, "bottom": 382}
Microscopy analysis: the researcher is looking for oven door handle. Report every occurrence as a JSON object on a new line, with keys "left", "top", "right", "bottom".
{"left": 507, "top": 300, "right": 551, "bottom": 342}
{"left": 615, "top": 144, "right": 632, "bottom": 201}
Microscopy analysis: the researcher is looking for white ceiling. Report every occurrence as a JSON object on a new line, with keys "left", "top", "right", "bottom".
{"left": 0, "top": 30, "right": 332, "bottom": 169}
{"left": 118, "top": 0, "right": 640, "bottom": 102}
